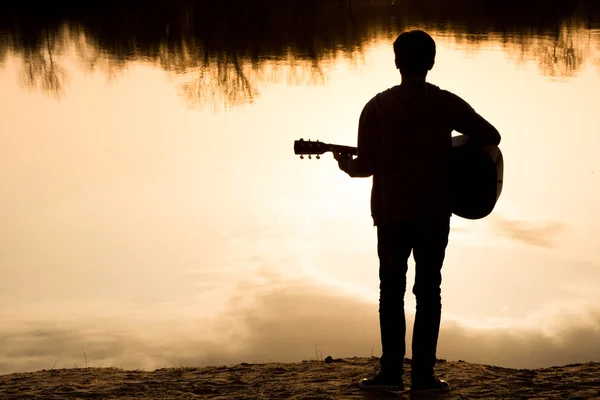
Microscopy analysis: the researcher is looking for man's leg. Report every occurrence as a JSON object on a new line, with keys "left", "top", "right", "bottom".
{"left": 377, "top": 223, "right": 412, "bottom": 375}
{"left": 410, "top": 216, "right": 450, "bottom": 382}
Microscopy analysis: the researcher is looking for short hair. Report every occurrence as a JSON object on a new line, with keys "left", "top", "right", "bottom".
{"left": 393, "top": 30, "right": 436, "bottom": 76}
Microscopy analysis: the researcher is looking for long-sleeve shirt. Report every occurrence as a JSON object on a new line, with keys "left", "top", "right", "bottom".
{"left": 341, "top": 81, "right": 501, "bottom": 226}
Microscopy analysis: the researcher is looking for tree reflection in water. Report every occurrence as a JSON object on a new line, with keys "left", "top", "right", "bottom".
{"left": 18, "top": 26, "right": 70, "bottom": 98}
{"left": 180, "top": 53, "right": 259, "bottom": 111}
{"left": 0, "top": 0, "right": 599, "bottom": 107}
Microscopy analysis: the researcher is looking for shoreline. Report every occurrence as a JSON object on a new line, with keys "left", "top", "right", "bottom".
{"left": 1, "top": 357, "right": 599, "bottom": 399}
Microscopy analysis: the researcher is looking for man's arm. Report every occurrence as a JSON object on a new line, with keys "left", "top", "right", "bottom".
{"left": 449, "top": 92, "right": 501, "bottom": 146}
{"left": 337, "top": 102, "right": 378, "bottom": 177}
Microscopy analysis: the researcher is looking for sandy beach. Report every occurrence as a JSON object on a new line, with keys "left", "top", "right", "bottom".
{"left": 1, "top": 357, "right": 599, "bottom": 399}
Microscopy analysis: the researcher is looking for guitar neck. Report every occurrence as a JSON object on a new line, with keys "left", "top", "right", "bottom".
{"left": 293, "top": 139, "right": 357, "bottom": 157}
{"left": 329, "top": 143, "right": 357, "bottom": 156}
{"left": 294, "top": 136, "right": 478, "bottom": 158}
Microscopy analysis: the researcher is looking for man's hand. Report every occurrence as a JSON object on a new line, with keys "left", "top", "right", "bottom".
{"left": 331, "top": 149, "right": 353, "bottom": 172}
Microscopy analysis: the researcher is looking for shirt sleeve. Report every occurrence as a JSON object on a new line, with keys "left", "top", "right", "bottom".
{"left": 344, "top": 100, "right": 379, "bottom": 177}
{"left": 447, "top": 92, "right": 501, "bottom": 146}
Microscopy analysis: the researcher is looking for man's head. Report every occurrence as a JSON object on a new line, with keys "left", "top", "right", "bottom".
{"left": 393, "top": 30, "right": 436, "bottom": 78}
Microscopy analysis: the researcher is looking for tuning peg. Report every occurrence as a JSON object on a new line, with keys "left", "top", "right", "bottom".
{"left": 300, "top": 155, "right": 304, "bottom": 159}
{"left": 316, "top": 155, "right": 320, "bottom": 159}
{"left": 308, "top": 155, "right": 311, "bottom": 159}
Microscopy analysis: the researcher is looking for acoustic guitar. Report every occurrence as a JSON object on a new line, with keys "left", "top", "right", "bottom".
{"left": 293, "top": 136, "right": 503, "bottom": 220}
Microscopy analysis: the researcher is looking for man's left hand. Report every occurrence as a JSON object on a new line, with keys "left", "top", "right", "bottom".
{"left": 331, "top": 149, "right": 353, "bottom": 172}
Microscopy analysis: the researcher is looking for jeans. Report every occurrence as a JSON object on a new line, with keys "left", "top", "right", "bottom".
{"left": 376, "top": 216, "right": 450, "bottom": 379}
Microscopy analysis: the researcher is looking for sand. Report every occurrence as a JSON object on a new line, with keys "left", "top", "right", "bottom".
{"left": 1, "top": 357, "right": 599, "bottom": 399}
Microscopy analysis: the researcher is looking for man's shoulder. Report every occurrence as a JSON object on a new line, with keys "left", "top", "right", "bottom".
{"left": 430, "top": 84, "right": 471, "bottom": 104}
{"left": 361, "top": 89, "right": 391, "bottom": 115}
{"left": 362, "top": 85, "right": 401, "bottom": 110}
{"left": 374, "top": 85, "right": 402, "bottom": 99}
{"left": 425, "top": 83, "right": 460, "bottom": 100}
{"left": 362, "top": 83, "right": 467, "bottom": 114}
{"left": 366, "top": 87, "right": 396, "bottom": 103}
{"left": 374, "top": 83, "right": 455, "bottom": 98}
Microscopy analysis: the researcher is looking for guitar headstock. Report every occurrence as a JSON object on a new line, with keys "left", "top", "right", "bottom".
{"left": 293, "top": 138, "right": 328, "bottom": 159}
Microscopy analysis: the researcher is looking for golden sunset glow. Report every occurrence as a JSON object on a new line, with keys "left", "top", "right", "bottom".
{"left": 1, "top": 16, "right": 600, "bottom": 374}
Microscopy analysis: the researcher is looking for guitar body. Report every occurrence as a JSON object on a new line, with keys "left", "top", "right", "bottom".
{"left": 450, "top": 135, "right": 503, "bottom": 220}
{"left": 294, "top": 137, "right": 504, "bottom": 220}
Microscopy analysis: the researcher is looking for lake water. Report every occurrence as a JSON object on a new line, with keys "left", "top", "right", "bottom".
{"left": 1, "top": 1, "right": 600, "bottom": 374}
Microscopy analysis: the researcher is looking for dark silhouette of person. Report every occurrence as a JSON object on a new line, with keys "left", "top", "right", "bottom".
{"left": 333, "top": 30, "right": 501, "bottom": 394}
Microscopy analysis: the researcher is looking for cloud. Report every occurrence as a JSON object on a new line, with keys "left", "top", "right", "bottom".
{"left": 491, "top": 216, "right": 566, "bottom": 247}
{"left": 438, "top": 308, "right": 600, "bottom": 368}
{"left": 1, "top": 275, "right": 600, "bottom": 374}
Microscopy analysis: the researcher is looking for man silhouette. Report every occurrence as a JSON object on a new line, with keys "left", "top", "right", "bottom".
{"left": 333, "top": 30, "right": 501, "bottom": 394}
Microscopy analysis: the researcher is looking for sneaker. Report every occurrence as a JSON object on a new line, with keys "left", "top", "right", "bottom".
{"left": 410, "top": 376, "right": 450, "bottom": 395}
{"left": 358, "top": 371, "right": 404, "bottom": 392}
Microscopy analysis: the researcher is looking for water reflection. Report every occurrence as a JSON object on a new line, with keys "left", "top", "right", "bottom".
{"left": 1, "top": 0, "right": 599, "bottom": 107}
{"left": 18, "top": 26, "right": 70, "bottom": 98}
{"left": 2, "top": 1, "right": 600, "bottom": 376}
{"left": 503, "top": 23, "right": 590, "bottom": 78}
